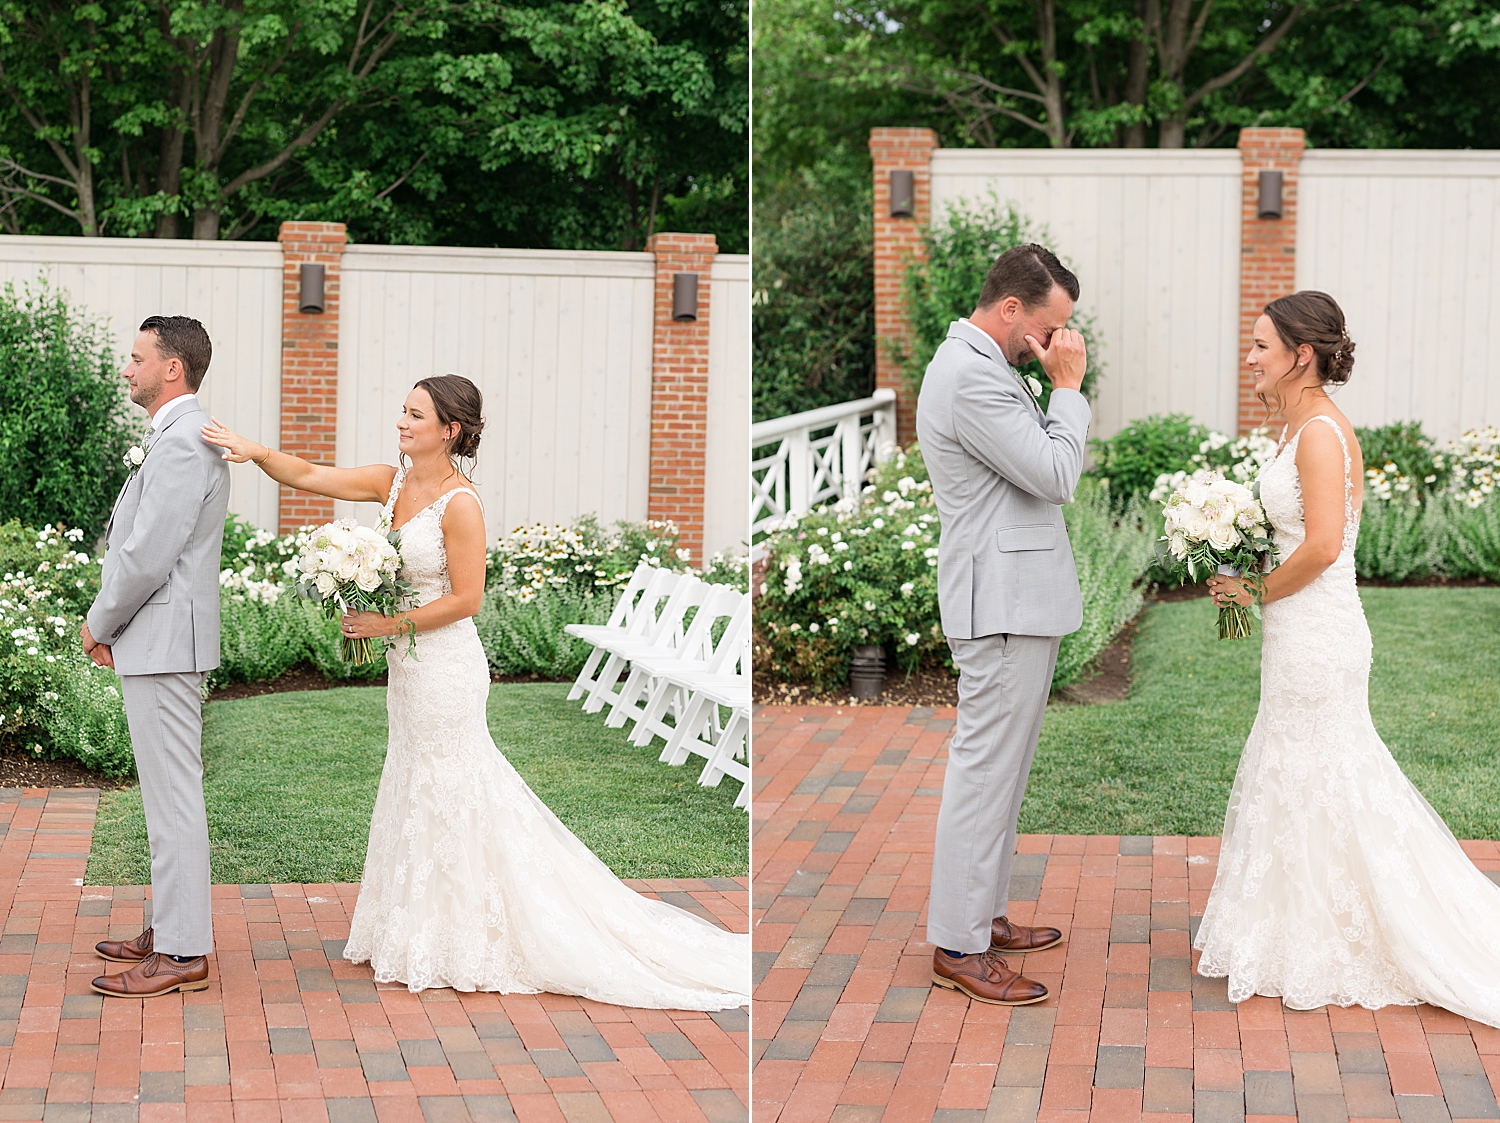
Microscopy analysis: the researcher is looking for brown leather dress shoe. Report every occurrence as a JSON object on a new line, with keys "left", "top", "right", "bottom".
{"left": 95, "top": 926, "right": 153, "bottom": 963}
{"left": 990, "top": 915, "right": 1064, "bottom": 954}
{"left": 92, "top": 953, "right": 209, "bottom": 998}
{"left": 931, "top": 949, "right": 1048, "bottom": 1006}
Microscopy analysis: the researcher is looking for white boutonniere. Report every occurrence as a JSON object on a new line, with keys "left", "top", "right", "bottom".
{"left": 124, "top": 445, "right": 145, "bottom": 470}
{"left": 1013, "top": 369, "right": 1044, "bottom": 409}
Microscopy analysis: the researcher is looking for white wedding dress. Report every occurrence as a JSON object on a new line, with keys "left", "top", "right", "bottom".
{"left": 1194, "top": 415, "right": 1500, "bottom": 1024}
{"left": 342, "top": 468, "right": 750, "bottom": 1008}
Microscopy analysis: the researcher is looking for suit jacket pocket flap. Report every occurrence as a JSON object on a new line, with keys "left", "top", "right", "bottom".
{"left": 145, "top": 579, "right": 170, "bottom": 604}
{"left": 996, "top": 523, "right": 1056, "bottom": 552}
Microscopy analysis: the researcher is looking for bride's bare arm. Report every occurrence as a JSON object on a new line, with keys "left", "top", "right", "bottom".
{"left": 200, "top": 416, "right": 395, "bottom": 504}
{"left": 1210, "top": 421, "right": 1350, "bottom": 607}
{"left": 342, "top": 492, "right": 487, "bottom": 638}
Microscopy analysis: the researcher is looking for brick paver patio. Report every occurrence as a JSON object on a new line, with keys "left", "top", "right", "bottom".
{"left": 0, "top": 787, "right": 748, "bottom": 1123}
{"left": 751, "top": 704, "right": 1500, "bottom": 1123}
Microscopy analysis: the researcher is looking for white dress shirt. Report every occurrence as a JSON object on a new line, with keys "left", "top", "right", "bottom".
{"left": 150, "top": 393, "right": 199, "bottom": 434}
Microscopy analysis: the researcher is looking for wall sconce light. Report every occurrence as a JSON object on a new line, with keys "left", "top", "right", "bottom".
{"left": 889, "top": 170, "right": 915, "bottom": 218}
{"left": 1258, "top": 171, "right": 1284, "bottom": 220}
{"left": 299, "top": 264, "right": 326, "bottom": 313}
{"left": 672, "top": 273, "right": 699, "bottom": 321}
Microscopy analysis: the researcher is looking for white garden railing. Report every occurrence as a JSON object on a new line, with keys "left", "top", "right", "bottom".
{"left": 751, "top": 388, "right": 898, "bottom": 543}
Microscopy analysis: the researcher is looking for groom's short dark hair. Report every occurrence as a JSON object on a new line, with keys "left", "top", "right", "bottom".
{"left": 140, "top": 315, "right": 212, "bottom": 391}
{"left": 978, "top": 244, "right": 1079, "bottom": 311}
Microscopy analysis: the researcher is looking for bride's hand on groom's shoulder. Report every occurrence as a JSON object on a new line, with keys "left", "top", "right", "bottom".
{"left": 200, "top": 416, "right": 265, "bottom": 464}
{"left": 1026, "top": 328, "right": 1087, "bottom": 392}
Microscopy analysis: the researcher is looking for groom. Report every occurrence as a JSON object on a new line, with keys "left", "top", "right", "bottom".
{"left": 915, "top": 245, "right": 1091, "bottom": 1005}
{"left": 81, "top": 315, "right": 228, "bottom": 998}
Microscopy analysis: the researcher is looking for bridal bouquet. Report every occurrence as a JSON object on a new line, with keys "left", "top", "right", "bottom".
{"left": 1155, "top": 470, "right": 1276, "bottom": 640}
{"left": 294, "top": 519, "right": 414, "bottom": 664}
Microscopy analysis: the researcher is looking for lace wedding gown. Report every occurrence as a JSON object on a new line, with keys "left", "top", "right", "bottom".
{"left": 1194, "top": 415, "right": 1500, "bottom": 1023}
{"left": 342, "top": 468, "right": 750, "bottom": 1008}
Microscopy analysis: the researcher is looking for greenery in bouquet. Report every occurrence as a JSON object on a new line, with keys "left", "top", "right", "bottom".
{"left": 1155, "top": 472, "right": 1276, "bottom": 640}
{"left": 897, "top": 196, "right": 1102, "bottom": 411}
{"left": 294, "top": 519, "right": 415, "bottom": 665}
{"left": 0, "top": 522, "right": 131, "bottom": 775}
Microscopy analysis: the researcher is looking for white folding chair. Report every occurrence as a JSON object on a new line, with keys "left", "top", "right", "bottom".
{"left": 582, "top": 574, "right": 704, "bottom": 714}
{"left": 656, "top": 631, "right": 750, "bottom": 769}
{"left": 699, "top": 705, "right": 750, "bottom": 810}
{"left": 565, "top": 565, "right": 678, "bottom": 704}
{"left": 626, "top": 592, "right": 749, "bottom": 747}
{"left": 605, "top": 585, "right": 745, "bottom": 732}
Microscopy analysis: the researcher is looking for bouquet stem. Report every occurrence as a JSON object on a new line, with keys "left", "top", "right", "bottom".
{"left": 341, "top": 634, "right": 381, "bottom": 665}
{"left": 1214, "top": 563, "right": 1256, "bottom": 640}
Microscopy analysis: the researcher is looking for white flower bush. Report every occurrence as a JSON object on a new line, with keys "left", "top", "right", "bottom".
{"left": 0, "top": 521, "right": 131, "bottom": 774}
{"left": 1148, "top": 429, "right": 1279, "bottom": 504}
{"left": 757, "top": 446, "right": 1157, "bottom": 693}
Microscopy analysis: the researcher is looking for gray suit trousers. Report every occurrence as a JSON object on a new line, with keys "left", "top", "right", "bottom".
{"left": 927, "top": 632, "right": 1060, "bottom": 953}
{"left": 120, "top": 672, "right": 213, "bottom": 956}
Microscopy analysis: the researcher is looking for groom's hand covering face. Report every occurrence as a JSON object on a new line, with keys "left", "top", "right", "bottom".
{"left": 999, "top": 286, "right": 1075, "bottom": 368}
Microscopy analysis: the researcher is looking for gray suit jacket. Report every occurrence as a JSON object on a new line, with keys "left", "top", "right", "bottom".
{"left": 915, "top": 319, "right": 1092, "bottom": 640}
{"left": 87, "top": 400, "right": 229, "bottom": 675}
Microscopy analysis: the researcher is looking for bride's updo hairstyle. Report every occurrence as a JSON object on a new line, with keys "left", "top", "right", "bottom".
{"left": 1263, "top": 290, "right": 1356, "bottom": 387}
{"left": 414, "top": 375, "right": 486, "bottom": 463}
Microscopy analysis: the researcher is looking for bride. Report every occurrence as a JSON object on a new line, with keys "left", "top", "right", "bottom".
{"left": 202, "top": 375, "right": 749, "bottom": 1009}
{"left": 1197, "top": 291, "right": 1500, "bottom": 1023}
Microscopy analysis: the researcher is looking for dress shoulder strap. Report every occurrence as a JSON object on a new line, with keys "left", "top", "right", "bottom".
{"left": 1293, "top": 414, "right": 1355, "bottom": 527}
{"left": 381, "top": 466, "right": 407, "bottom": 522}
{"left": 434, "top": 486, "right": 484, "bottom": 519}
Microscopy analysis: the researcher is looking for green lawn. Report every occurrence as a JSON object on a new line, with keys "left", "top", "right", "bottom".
{"left": 1021, "top": 587, "right": 1500, "bottom": 839}
{"left": 86, "top": 683, "right": 748, "bottom": 885}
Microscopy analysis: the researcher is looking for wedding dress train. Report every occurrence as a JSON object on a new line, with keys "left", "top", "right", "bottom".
{"left": 1194, "top": 415, "right": 1500, "bottom": 1024}
{"left": 342, "top": 468, "right": 749, "bottom": 1008}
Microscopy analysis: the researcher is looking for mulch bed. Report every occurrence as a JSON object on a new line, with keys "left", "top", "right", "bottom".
{"left": 208, "top": 662, "right": 566, "bottom": 702}
{"left": 0, "top": 752, "right": 133, "bottom": 791}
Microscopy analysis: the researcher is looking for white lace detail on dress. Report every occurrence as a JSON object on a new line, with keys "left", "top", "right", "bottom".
{"left": 343, "top": 467, "right": 750, "bottom": 1007}
{"left": 1193, "top": 416, "right": 1500, "bottom": 1023}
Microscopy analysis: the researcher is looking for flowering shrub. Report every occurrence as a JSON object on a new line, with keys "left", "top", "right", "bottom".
{"left": 0, "top": 521, "right": 131, "bottom": 775}
{"left": 755, "top": 446, "right": 1156, "bottom": 693}
{"left": 480, "top": 515, "right": 749, "bottom": 678}
{"left": 756, "top": 448, "right": 943, "bottom": 690}
{"left": 488, "top": 516, "right": 690, "bottom": 602}
{"left": 1091, "top": 416, "right": 1499, "bottom": 584}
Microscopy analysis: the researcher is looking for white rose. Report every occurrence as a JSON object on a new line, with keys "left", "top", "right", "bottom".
{"left": 354, "top": 567, "right": 381, "bottom": 592}
{"left": 314, "top": 572, "right": 339, "bottom": 596}
{"left": 125, "top": 446, "right": 145, "bottom": 467}
{"left": 1182, "top": 508, "right": 1211, "bottom": 539}
{"left": 335, "top": 557, "right": 360, "bottom": 582}
{"left": 1206, "top": 521, "right": 1239, "bottom": 550}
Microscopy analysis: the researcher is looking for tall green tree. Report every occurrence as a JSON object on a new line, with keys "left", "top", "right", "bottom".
{"left": 0, "top": 0, "right": 746, "bottom": 250}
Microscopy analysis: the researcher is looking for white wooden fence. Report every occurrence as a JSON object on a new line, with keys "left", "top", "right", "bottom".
{"left": 1297, "top": 150, "right": 1500, "bottom": 439}
{"left": 0, "top": 236, "right": 749, "bottom": 558}
{"left": 750, "top": 388, "right": 898, "bottom": 542}
{"left": 331, "top": 245, "right": 658, "bottom": 538}
{"left": 929, "top": 148, "right": 1500, "bottom": 438}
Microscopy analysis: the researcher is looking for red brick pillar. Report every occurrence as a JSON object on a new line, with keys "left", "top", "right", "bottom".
{"left": 1237, "top": 128, "right": 1305, "bottom": 434}
{"left": 277, "top": 221, "right": 346, "bottom": 532}
{"left": 871, "top": 127, "right": 938, "bottom": 446}
{"left": 646, "top": 232, "right": 716, "bottom": 565}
